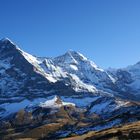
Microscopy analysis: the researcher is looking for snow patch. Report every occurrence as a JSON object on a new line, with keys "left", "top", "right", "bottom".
{"left": 62, "top": 96, "right": 100, "bottom": 107}
{"left": 69, "top": 74, "right": 97, "bottom": 92}
{"left": 39, "top": 96, "right": 75, "bottom": 108}
{"left": 70, "top": 64, "right": 78, "bottom": 71}
{"left": 0, "top": 98, "right": 47, "bottom": 117}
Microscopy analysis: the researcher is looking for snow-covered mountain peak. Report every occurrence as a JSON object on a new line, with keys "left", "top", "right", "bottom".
{"left": 129, "top": 61, "right": 140, "bottom": 69}
{"left": 54, "top": 50, "right": 90, "bottom": 64}
{"left": 54, "top": 50, "right": 100, "bottom": 69}
{"left": 0, "top": 38, "right": 39, "bottom": 65}
{"left": 54, "top": 51, "right": 78, "bottom": 65}
{"left": 0, "top": 38, "right": 17, "bottom": 50}
{"left": 123, "top": 61, "right": 140, "bottom": 75}
{"left": 65, "top": 51, "right": 104, "bottom": 71}
{"left": 65, "top": 50, "right": 88, "bottom": 61}
{"left": 0, "top": 38, "right": 116, "bottom": 93}
{"left": 0, "top": 38, "right": 13, "bottom": 44}
{"left": 123, "top": 61, "right": 140, "bottom": 81}
{"left": 0, "top": 38, "right": 24, "bottom": 56}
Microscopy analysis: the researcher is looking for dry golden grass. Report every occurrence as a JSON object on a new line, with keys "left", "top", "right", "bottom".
{"left": 61, "top": 121, "right": 140, "bottom": 140}
{"left": 15, "top": 138, "right": 37, "bottom": 140}
{"left": 19, "top": 122, "right": 64, "bottom": 138}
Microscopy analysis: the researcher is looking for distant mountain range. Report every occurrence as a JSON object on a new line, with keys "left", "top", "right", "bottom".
{"left": 0, "top": 38, "right": 140, "bottom": 139}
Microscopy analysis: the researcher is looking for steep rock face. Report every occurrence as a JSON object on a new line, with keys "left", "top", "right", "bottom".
{"left": 0, "top": 38, "right": 117, "bottom": 102}
{"left": 0, "top": 38, "right": 75, "bottom": 102}
{"left": 0, "top": 38, "right": 50, "bottom": 100}
{"left": 53, "top": 51, "right": 115, "bottom": 92}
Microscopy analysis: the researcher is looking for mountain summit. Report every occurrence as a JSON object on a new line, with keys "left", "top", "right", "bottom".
{"left": 0, "top": 38, "right": 16, "bottom": 45}
{"left": 0, "top": 38, "right": 140, "bottom": 100}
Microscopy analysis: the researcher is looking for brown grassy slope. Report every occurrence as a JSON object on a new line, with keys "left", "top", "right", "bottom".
{"left": 61, "top": 121, "right": 140, "bottom": 140}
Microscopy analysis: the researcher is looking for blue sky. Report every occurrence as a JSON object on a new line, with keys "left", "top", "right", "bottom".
{"left": 0, "top": 0, "right": 140, "bottom": 68}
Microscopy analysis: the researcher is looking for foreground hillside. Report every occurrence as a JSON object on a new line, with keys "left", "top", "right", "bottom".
{"left": 62, "top": 121, "right": 140, "bottom": 140}
{"left": 1, "top": 96, "right": 140, "bottom": 140}
{"left": 2, "top": 120, "right": 140, "bottom": 140}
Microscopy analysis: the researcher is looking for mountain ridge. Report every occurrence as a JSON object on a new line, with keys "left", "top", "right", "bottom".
{"left": 1, "top": 38, "right": 140, "bottom": 99}
{"left": 0, "top": 38, "right": 140, "bottom": 139}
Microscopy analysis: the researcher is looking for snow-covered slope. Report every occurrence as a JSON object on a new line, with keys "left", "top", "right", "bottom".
{"left": 108, "top": 62, "right": 140, "bottom": 100}
{"left": 125, "top": 62, "right": 140, "bottom": 91}
{"left": 0, "top": 38, "right": 117, "bottom": 96}
{"left": 53, "top": 51, "right": 115, "bottom": 92}
{"left": 1, "top": 38, "right": 140, "bottom": 99}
